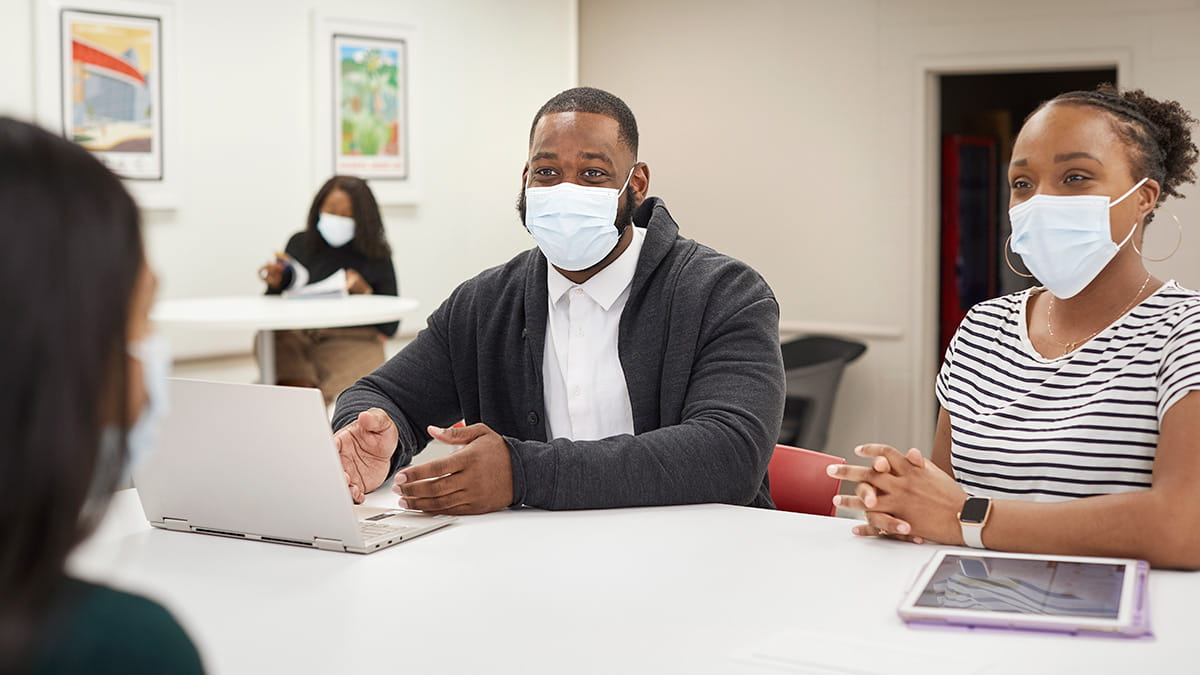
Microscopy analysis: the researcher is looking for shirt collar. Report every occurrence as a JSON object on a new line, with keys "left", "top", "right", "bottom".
{"left": 547, "top": 226, "right": 646, "bottom": 311}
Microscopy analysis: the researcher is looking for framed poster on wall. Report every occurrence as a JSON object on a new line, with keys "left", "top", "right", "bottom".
{"left": 62, "top": 9, "right": 162, "bottom": 179}
{"left": 333, "top": 34, "right": 407, "bottom": 180}
{"left": 313, "top": 13, "right": 420, "bottom": 204}
{"left": 34, "top": 0, "right": 177, "bottom": 208}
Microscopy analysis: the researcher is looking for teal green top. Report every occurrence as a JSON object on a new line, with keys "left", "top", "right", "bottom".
{"left": 25, "top": 578, "right": 204, "bottom": 674}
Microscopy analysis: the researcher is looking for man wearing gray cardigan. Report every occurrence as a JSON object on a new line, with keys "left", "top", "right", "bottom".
{"left": 333, "top": 88, "right": 785, "bottom": 514}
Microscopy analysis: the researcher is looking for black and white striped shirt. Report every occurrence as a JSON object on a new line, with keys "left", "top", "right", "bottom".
{"left": 936, "top": 281, "right": 1200, "bottom": 502}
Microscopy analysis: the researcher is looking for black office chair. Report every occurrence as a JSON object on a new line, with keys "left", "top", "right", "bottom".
{"left": 777, "top": 335, "right": 867, "bottom": 451}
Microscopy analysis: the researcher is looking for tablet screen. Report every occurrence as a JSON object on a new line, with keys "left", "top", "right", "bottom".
{"left": 914, "top": 554, "right": 1124, "bottom": 618}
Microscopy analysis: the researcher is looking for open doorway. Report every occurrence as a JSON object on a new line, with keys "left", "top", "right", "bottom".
{"left": 937, "top": 68, "right": 1117, "bottom": 357}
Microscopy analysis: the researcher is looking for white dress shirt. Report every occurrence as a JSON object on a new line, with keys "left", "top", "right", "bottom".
{"left": 542, "top": 227, "right": 646, "bottom": 441}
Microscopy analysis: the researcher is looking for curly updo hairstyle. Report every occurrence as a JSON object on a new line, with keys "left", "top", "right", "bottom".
{"left": 1037, "top": 84, "right": 1199, "bottom": 224}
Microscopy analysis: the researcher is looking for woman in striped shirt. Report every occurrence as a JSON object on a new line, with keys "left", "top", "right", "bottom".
{"left": 831, "top": 85, "right": 1200, "bottom": 568}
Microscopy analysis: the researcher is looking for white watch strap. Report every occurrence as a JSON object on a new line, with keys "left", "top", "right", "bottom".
{"left": 961, "top": 522, "right": 986, "bottom": 549}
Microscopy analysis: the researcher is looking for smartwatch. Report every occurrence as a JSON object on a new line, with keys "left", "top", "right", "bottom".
{"left": 958, "top": 496, "right": 992, "bottom": 549}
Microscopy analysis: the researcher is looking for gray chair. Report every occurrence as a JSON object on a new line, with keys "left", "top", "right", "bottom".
{"left": 777, "top": 335, "right": 867, "bottom": 451}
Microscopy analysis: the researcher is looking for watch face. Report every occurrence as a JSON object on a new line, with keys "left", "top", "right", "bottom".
{"left": 960, "top": 497, "right": 990, "bottom": 524}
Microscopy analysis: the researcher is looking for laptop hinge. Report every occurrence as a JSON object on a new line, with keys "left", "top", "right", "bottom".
{"left": 160, "top": 517, "right": 190, "bottom": 532}
{"left": 313, "top": 537, "right": 345, "bottom": 552}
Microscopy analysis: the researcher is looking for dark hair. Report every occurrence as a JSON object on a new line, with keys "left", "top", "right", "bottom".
{"left": 1037, "top": 84, "right": 1199, "bottom": 223}
{"left": 304, "top": 175, "right": 391, "bottom": 259}
{"left": 0, "top": 118, "right": 142, "bottom": 670}
{"left": 529, "top": 87, "right": 639, "bottom": 157}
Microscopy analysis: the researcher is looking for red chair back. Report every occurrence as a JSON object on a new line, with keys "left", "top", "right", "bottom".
{"left": 768, "top": 444, "right": 845, "bottom": 516}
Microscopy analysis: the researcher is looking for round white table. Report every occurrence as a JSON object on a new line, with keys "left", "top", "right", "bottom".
{"left": 151, "top": 295, "right": 419, "bottom": 384}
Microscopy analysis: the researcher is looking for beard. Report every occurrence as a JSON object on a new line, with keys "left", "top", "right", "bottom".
{"left": 516, "top": 185, "right": 637, "bottom": 236}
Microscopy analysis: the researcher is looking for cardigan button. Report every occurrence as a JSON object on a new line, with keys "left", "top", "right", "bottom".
{"left": 526, "top": 411, "right": 539, "bottom": 426}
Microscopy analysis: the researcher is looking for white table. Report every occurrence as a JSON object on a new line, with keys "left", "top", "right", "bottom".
{"left": 151, "top": 295, "right": 418, "bottom": 383}
{"left": 70, "top": 490, "right": 1196, "bottom": 675}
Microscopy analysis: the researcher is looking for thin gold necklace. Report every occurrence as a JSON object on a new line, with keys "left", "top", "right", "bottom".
{"left": 1046, "top": 274, "right": 1153, "bottom": 355}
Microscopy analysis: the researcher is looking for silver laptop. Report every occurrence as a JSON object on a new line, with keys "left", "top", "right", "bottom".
{"left": 134, "top": 378, "right": 454, "bottom": 554}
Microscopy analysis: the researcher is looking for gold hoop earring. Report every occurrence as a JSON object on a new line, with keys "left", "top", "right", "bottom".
{"left": 1132, "top": 210, "right": 1183, "bottom": 262}
{"left": 1004, "top": 234, "right": 1035, "bottom": 278}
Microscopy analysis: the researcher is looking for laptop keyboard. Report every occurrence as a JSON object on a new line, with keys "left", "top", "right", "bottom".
{"left": 357, "top": 510, "right": 433, "bottom": 542}
{"left": 358, "top": 521, "right": 421, "bottom": 538}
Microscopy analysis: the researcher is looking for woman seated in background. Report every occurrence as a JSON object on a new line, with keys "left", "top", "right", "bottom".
{"left": 258, "top": 175, "right": 399, "bottom": 403}
{"left": 0, "top": 118, "right": 204, "bottom": 672}
{"left": 832, "top": 85, "right": 1200, "bottom": 568}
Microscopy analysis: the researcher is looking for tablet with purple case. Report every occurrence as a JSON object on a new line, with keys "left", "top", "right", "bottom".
{"left": 898, "top": 549, "right": 1151, "bottom": 637}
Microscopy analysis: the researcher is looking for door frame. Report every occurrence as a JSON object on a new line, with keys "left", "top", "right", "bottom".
{"left": 908, "top": 49, "right": 1131, "bottom": 448}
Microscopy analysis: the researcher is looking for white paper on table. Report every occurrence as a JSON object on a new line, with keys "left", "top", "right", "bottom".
{"left": 283, "top": 268, "right": 348, "bottom": 299}
{"left": 729, "top": 628, "right": 995, "bottom": 674}
{"left": 283, "top": 257, "right": 310, "bottom": 290}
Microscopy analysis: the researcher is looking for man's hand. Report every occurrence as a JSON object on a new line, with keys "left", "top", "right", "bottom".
{"left": 392, "top": 423, "right": 514, "bottom": 515}
{"left": 334, "top": 408, "right": 398, "bottom": 503}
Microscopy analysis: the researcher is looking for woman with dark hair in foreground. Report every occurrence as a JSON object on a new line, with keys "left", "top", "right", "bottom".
{"left": 0, "top": 118, "right": 203, "bottom": 673}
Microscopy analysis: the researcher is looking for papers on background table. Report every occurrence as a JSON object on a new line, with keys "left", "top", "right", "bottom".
{"left": 283, "top": 266, "right": 348, "bottom": 299}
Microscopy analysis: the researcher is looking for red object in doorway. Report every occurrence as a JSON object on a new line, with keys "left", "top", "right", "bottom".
{"left": 939, "top": 135, "right": 998, "bottom": 359}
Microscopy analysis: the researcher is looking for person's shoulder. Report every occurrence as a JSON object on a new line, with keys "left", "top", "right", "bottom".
{"left": 78, "top": 579, "right": 180, "bottom": 622}
{"left": 1149, "top": 280, "right": 1200, "bottom": 309}
{"left": 685, "top": 240, "right": 772, "bottom": 295}
{"left": 79, "top": 581, "right": 203, "bottom": 671}
{"left": 962, "top": 289, "right": 1028, "bottom": 326}
{"left": 1146, "top": 281, "right": 1200, "bottom": 332}
{"left": 674, "top": 236, "right": 751, "bottom": 273}
{"left": 285, "top": 231, "right": 307, "bottom": 248}
{"left": 30, "top": 579, "right": 204, "bottom": 674}
{"left": 643, "top": 207, "right": 772, "bottom": 304}
{"left": 437, "top": 247, "right": 539, "bottom": 315}
{"left": 283, "top": 231, "right": 309, "bottom": 260}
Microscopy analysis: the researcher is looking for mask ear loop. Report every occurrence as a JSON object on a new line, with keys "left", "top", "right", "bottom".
{"left": 617, "top": 165, "right": 637, "bottom": 197}
{"left": 1132, "top": 209, "right": 1183, "bottom": 262}
{"left": 1004, "top": 234, "right": 1035, "bottom": 278}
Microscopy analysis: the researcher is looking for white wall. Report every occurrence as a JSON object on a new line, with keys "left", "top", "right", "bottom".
{"left": 1, "top": 0, "right": 577, "bottom": 357}
{"left": 579, "top": 0, "right": 1200, "bottom": 459}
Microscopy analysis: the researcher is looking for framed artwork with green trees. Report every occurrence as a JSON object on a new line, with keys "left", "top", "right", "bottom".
{"left": 313, "top": 13, "right": 418, "bottom": 204}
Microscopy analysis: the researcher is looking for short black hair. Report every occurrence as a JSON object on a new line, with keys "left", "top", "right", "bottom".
{"left": 529, "top": 87, "right": 639, "bottom": 157}
{"left": 1035, "top": 84, "right": 1199, "bottom": 223}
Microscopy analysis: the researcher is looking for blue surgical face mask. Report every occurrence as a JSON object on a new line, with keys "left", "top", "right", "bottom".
{"left": 1009, "top": 177, "right": 1148, "bottom": 299}
{"left": 317, "top": 213, "right": 356, "bottom": 248}
{"left": 100, "top": 333, "right": 171, "bottom": 483}
{"left": 524, "top": 167, "right": 635, "bottom": 272}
